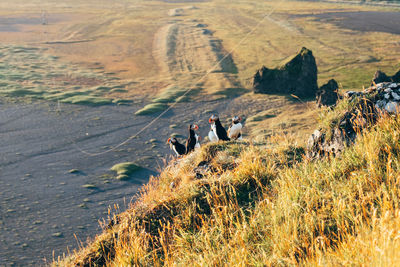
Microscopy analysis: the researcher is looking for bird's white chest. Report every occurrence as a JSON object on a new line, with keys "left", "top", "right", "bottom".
{"left": 195, "top": 134, "right": 201, "bottom": 148}
{"left": 172, "top": 145, "right": 179, "bottom": 156}
{"left": 229, "top": 123, "right": 242, "bottom": 139}
{"left": 209, "top": 123, "right": 219, "bottom": 142}
{"left": 212, "top": 124, "right": 219, "bottom": 138}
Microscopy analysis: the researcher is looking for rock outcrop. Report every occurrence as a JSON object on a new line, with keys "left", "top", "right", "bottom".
{"left": 316, "top": 79, "right": 340, "bottom": 107}
{"left": 372, "top": 69, "right": 400, "bottom": 85}
{"left": 307, "top": 82, "right": 400, "bottom": 158}
{"left": 253, "top": 47, "right": 318, "bottom": 98}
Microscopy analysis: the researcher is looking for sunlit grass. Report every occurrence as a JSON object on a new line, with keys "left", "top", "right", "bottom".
{"left": 54, "top": 97, "right": 400, "bottom": 266}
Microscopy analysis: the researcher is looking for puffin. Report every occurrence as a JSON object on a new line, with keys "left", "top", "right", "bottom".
{"left": 209, "top": 115, "right": 230, "bottom": 141}
{"left": 167, "top": 137, "right": 186, "bottom": 157}
{"left": 228, "top": 116, "right": 243, "bottom": 140}
{"left": 186, "top": 124, "right": 200, "bottom": 153}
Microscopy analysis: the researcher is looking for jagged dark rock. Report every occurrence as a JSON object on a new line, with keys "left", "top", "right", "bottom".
{"left": 372, "top": 69, "right": 400, "bottom": 85}
{"left": 372, "top": 70, "right": 390, "bottom": 84}
{"left": 316, "top": 79, "right": 340, "bottom": 107}
{"left": 393, "top": 70, "right": 400, "bottom": 83}
{"left": 253, "top": 47, "right": 318, "bottom": 98}
{"left": 307, "top": 82, "right": 400, "bottom": 159}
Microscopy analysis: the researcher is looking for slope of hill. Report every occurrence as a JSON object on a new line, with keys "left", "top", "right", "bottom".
{"left": 2, "top": 0, "right": 400, "bottom": 265}
{"left": 54, "top": 89, "right": 400, "bottom": 266}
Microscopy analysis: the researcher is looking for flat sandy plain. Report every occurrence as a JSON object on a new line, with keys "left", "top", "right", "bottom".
{"left": 0, "top": 0, "right": 399, "bottom": 265}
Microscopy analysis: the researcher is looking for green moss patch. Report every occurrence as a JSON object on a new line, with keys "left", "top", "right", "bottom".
{"left": 0, "top": 45, "right": 132, "bottom": 106}
{"left": 60, "top": 95, "right": 112, "bottom": 106}
{"left": 135, "top": 103, "right": 168, "bottom": 115}
{"left": 110, "top": 162, "right": 142, "bottom": 180}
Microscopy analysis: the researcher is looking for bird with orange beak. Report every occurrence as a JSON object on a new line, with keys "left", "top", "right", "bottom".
{"left": 186, "top": 124, "right": 200, "bottom": 153}
{"left": 208, "top": 115, "right": 230, "bottom": 141}
{"left": 167, "top": 137, "right": 186, "bottom": 157}
{"left": 228, "top": 116, "right": 243, "bottom": 140}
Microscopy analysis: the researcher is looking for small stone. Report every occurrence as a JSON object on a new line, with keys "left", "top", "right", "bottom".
{"left": 384, "top": 93, "right": 390, "bottom": 99}
{"left": 375, "top": 100, "right": 386, "bottom": 110}
{"left": 392, "top": 92, "right": 400, "bottom": 100}
{"left": 52, "top": 232, "right": 63, "bottom": 238}
{"left": 316, "top": 79, "right": 339, "bottom": 107}
{"left": 385, "top": 101, "right": 399, "bottom": 113}
{"left": 384, "top": 88, "right": 392, "bottom": 93}
{"left": 389, "top": 83, "right": 398, "bottom": 88}
{"left": 81, "top": 184, "right": 96, "bottom": 189}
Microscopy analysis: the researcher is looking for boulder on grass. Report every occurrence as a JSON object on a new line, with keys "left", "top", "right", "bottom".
{"left": 371, "top": 69, "right": 400, "bottom": 85}
{"left": 372, "top": 70, "right": 390, "bottom": 85}
{"left": 316, "top": 79, "right": 340, "bottom": 107}
{"left": 392, "top": 70, "right": 400, "bottom": 83}
{"left": 252, "top": 47, "right": 318, "bottom": 98}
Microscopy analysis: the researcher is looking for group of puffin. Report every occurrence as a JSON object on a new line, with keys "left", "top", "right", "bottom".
{"left": 167, "top": 115, "right": 243, "bottom": 157}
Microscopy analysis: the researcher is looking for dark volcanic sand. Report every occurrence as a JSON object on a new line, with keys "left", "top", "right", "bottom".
{"left": 296, "top": 11, "right": 400, "bottom": 35}
{"left": 0, "top": 95, "right": 272, "bottom": 266}
{"left": 0, "top": 100, "right": 160, "bottom": 266}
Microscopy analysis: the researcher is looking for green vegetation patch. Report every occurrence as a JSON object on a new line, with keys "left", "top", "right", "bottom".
{"left": 112, "top": 99, "right": 133, "bottom": 105}
{"left": 110, "top": 162, "right": 142, "bottom": 180}
{"left": 60, "top": 95, "right": 112, "bottom": 106}
{"left": 0, "top": 88, "right": 45, "bottom": 97}
{"left": 152, "top": 85, "right": 187, "bottom": 104}
{"left": 135, "top": 103, "right": 168, "bottom": 115}
{"left": 0, "top": 45, "right": 131, "bottom": 106}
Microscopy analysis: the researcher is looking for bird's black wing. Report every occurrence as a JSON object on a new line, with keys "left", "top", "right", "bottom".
{"left": 216, "top": 122, "right": 230, "bottom": 141}
{"left": 176, "top": 142, "right": 187, "bottom": 155}
{"left": 186, "top": 137, "right": 196, "bottom": 153}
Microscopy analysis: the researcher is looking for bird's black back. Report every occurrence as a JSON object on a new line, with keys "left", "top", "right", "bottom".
{"left": 215, "top": 119, "right": 230, "bottom": 141}
{"left": 175, "top": 141, "right": 187, "bottom": 155}
{"left": 186, "top": 129, "right": 197, "bottom": 153}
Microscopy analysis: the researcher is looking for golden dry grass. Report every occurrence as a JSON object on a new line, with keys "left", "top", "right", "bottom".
{"left": 53, "top": 100, "right": 400, "bottom": 266}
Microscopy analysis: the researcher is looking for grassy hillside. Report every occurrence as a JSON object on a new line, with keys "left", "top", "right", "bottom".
{"left": 54, "top": 101, "right": 400, "bottom": 265}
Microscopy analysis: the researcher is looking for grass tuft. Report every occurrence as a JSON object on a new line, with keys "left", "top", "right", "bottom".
{"left": 135, "top": 103, "right": 168, "bottom": 115}
{"left": 110, "top": 162, "right": 141, "bottom": 180}
{"left": 60, "top": 95, "right": 112, "bottom": 106}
